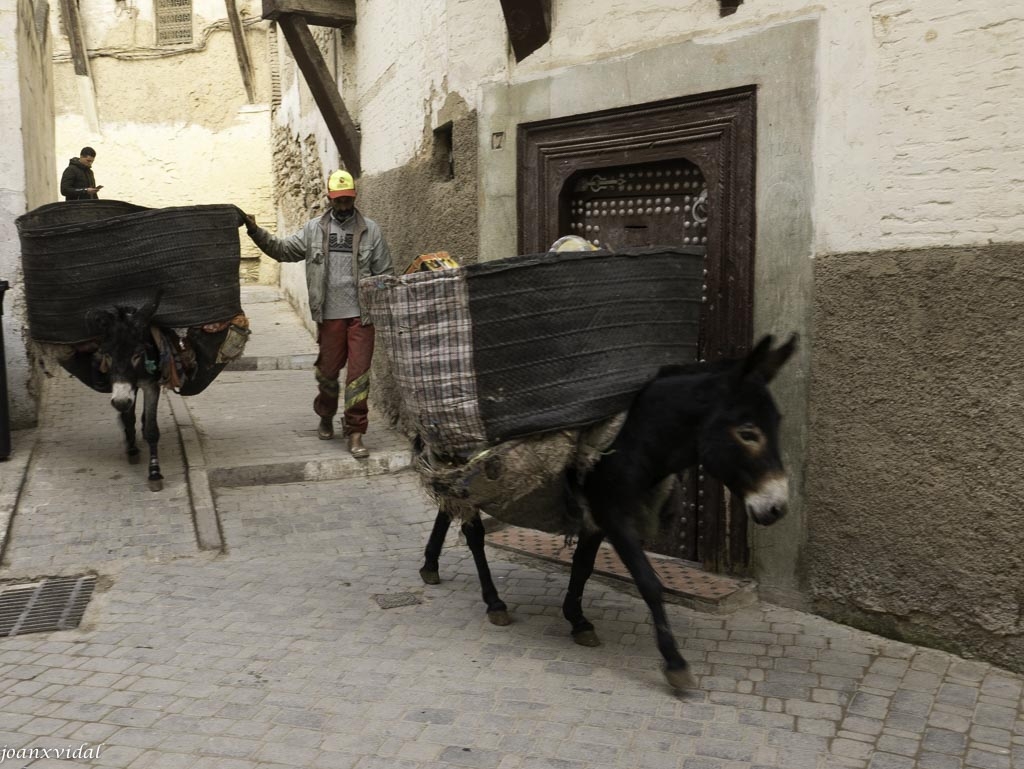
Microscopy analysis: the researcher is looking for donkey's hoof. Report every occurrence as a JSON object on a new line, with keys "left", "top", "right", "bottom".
{"left": 419, "top": 568, "right": 440, "bottom": 585}
{"left": 665, "top": 666, "right": 697, "bottom": 691}
{"left": 572, "top": 629, "right": 601, "bottom": 647}
{"left": 128, "top": 452, "right": 140, "bottom": 465}
{"left": 487, "top": 610, "right": 511, "bottom": 626}
{"left": 148, "top": 478, "right": 164, "bottom": 492}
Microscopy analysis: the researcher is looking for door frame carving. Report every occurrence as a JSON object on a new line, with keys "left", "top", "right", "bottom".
{"left": 517, "top": 86, "right": 757, "bottom": 573}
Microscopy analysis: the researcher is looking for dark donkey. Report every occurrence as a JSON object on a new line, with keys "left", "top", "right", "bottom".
{"left": 420, "top": 334, "right": 797, "bottom": 690}
{"left": 86, "top": 300, "right": 166, "bottom": 491}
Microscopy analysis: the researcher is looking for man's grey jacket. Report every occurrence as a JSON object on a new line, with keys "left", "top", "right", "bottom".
{"left": 249, "top": 208, "right": 393, "bottom": 324}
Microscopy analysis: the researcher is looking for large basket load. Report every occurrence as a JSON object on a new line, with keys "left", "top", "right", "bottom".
{"left": 16, "top": 200, "right": 250, "bottom": 394}
{"left": 360, "top": 246, "right": 704, "bottom": 531}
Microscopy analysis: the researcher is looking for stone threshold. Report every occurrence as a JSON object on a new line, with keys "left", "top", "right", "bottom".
{"left": 486, "top": 524, "right": 757, "bottom": 614}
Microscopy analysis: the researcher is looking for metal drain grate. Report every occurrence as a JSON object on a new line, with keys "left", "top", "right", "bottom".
{"left": 0, "top": 576, "right": 97, "bottom": 637}
{"left": 373, "top": 592, "right": 421, "bottom": 610}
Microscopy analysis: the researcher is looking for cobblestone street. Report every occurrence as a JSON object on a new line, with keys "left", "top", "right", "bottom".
{"left": 1, "top": 289, "right": 1021, "bottom": 769}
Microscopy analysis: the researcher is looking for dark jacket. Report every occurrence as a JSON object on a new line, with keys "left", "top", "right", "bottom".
{"left": 60, "top": 158, "right": 98, "bottom": 201}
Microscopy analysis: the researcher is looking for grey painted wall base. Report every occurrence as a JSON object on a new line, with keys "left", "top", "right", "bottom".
{"left": 808, "top": 242, "right": 1024, "bottom": 673}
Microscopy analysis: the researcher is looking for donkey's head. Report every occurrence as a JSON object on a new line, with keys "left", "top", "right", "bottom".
{"left": 86, "top": 300, "right": 159, "bottom": 412}
{"left": 698, "top": 334, "right": 797, "bottom": 526}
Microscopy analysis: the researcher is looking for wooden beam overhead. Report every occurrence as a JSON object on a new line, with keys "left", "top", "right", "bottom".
{"left": 225, "top": 0, "right": 257, "bottom": 103}
{"left": 58, "top": 0, "right": 90, "bottom": 76}
{"left": 262, "top": 0, "right": 356, "bottom": 28}
{"left": 276, "top": 13, "right": 361, "bottom": 177}
{"left": 498, "top": 0, "right": 550, "bottom": 62}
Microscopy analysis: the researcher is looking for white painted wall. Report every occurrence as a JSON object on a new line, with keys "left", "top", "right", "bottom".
{"left": 335, "top": 0, "right": 1022, "bottom": 254}
{"left": 1, "top": 0, "right": 55, "bottom": 429}
{"left": 50, "top": 0, "right": 275, "bottom": 265}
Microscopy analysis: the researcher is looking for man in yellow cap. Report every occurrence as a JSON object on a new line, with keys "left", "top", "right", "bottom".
{"left": 243, "top": 170, "right": 393, "bottom": 458}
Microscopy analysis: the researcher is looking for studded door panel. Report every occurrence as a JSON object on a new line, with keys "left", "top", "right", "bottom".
{"left": 567, "top": 159, "right": 708, "bottom": 562}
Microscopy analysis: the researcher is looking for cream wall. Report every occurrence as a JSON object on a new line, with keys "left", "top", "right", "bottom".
{"left": 50, "top": 0, "right": 275, "bottom": 272}
{"left": 2, "top": 0, "right": 55, "bottom": 429}
{"left": 346, "top": 0, "right": 1022, "bottom": 254}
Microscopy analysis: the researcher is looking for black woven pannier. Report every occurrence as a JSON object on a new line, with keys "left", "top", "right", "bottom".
{"left": 17, "top": 200, "right": 245, "bottom": 343}
{"left": 362, "top": 246, "right": 704, "bottom": 456}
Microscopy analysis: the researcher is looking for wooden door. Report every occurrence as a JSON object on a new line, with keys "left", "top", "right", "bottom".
{"left": 518, "top": 87, "right": 756, "bottom": 573}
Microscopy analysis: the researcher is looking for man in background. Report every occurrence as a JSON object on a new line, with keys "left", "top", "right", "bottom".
{"left": 60, "top": 147, "right": 101, "bottom": 201}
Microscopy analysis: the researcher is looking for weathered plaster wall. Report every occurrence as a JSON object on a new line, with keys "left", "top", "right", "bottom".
{"left": 349, "top": 0, "right": 1022, "bottom": 254}
{"left": 507, "top": 1, "right": 1023, "bottom": 252}
{"left": 1, "top": 0, "right": 55, "bottom": 429}
{"left": 50, "top": 2, "right": 275, "bottom": 276}
{"left": 808, "top": 244, "right": 1024, "bottom": 672}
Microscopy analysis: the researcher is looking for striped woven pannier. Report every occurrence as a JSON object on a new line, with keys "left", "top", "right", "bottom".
{"left": 17, "top": 200, "right": 245, "bottom": 343}
{"left": 361, "top": 247, "right": 704, "bottom": 457}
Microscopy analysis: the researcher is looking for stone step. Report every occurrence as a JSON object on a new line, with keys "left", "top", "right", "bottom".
{"left": 486, "top": 524, "right": 757, "bottom": 614}
{"left": 208, "top": 448, "right": 411, "bottom": 488}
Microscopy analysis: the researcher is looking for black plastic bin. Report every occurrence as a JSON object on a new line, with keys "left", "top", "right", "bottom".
{"left": 0, "top": 280, "right": 10, "bottom": 460}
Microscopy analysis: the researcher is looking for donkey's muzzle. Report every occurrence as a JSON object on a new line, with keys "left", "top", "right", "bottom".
{"left": 111, "top": 382, "right": 135, "bottom": 412}
{"left": 745, "top": 475, "right": 788, "bottom": 526}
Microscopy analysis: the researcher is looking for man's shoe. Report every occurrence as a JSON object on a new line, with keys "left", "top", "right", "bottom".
{"left": 348, "top": 433, "right": 369, "bottom": 459}
{"left": 317, "top": 417, "right": 334, "bottom": 440}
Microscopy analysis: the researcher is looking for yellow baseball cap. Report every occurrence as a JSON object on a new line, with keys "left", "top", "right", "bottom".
{"left": 327, "top": 169, "right": 357, "bottom": 198}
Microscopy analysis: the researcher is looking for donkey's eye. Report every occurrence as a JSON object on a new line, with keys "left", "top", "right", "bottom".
{"left": 737, "top": 426, "right": 762, "bottom": 444}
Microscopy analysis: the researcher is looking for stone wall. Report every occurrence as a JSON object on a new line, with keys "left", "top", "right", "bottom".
{"left": 807, "top": 244, "right": 1024, "bottom": 672}
{"left": 1, "top": 0, "right": 55, "bottom": 429}
{"left": 270, "top": 125, "right": 325, "bottom": 329}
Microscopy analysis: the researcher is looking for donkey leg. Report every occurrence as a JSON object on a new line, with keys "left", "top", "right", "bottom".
{"left": 594, "top": 504, "right": 694, "bottom": 690}
{"left": 141, "top": 382, "right": 163, "bottom": 491}
{"left": 461, "top": 514, "right": 510, "bottom": 625}
{"left": 420, "top": 509, "right": 451, "bottom": 585}
{"left": 562, "top": 528, "right": 605, "bottom": 647}
{"left": 120, "top": 400, "right": 140, "bottom": 464}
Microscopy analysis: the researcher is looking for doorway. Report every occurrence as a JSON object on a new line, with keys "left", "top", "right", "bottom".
{"left": 518, "top": 87, "right": 756, "bottom": 574}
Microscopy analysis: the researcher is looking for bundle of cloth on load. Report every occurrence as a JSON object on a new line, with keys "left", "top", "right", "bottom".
{"left": 16, "top": 200, "right": 250, "bottom": 395}
{"left": 360, "top": 243, "right": 704, "bottom": 535}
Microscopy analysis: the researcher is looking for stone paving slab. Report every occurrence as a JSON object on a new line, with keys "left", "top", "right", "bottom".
{"left": 1, "top": 375, "right": 200, "bottom": 578}
{"left": 0, "top": 470, "right": 1020, "bottom": 769}
{"left": 182, "top": 369, "right": 411, "bottom": 488}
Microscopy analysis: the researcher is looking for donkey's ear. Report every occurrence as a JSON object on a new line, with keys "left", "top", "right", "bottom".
{"left": 757, "top": 333, "right": 798, "bottom": 383}
{"left": 85, "top": 308, "right": 115, "bottom": 336}
{"left": 736, "top": 335, "right": 775, "bottom": 384}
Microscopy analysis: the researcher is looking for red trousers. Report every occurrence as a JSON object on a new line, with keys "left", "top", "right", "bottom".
{"left": 314, "top": 318, "right": 375, "bottom": 435}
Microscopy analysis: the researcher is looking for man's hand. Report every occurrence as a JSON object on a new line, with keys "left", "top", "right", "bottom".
{"left": 243, "top": 214, "right": 258, "bottom": 235}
